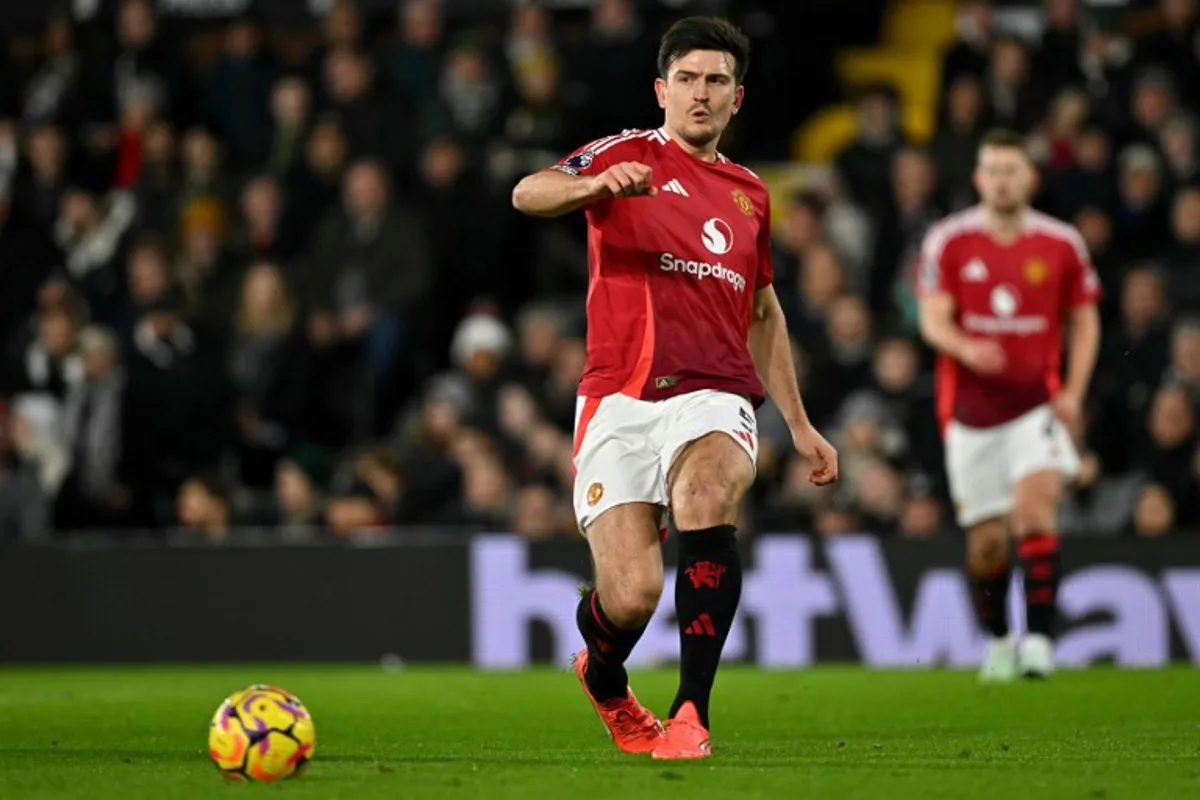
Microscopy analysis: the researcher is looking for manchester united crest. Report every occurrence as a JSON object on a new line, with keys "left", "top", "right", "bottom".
{"left": 1024, "top": 258, "right": 1048, "bottom": 285}
{"left": 731, "top": 189, "right": 755, "bottom": 217}
{"left": 586, "top": 482, "right": 604, "bottom": 506}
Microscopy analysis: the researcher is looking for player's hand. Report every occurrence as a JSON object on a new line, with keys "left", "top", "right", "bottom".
{"left": 792, "top": 424, "right": 839, "bottom": 487}
{"left": 593, "top": 162, "right": 657, "bottom": 199}
{"left": 958, "top": 338, "right": 1007, "bottom": 375}
{"left": 1052, "top": 388, "right": 1083, "bottom": 431}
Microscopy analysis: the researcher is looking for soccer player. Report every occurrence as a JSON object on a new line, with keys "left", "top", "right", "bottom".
{"left": 512, "top": 17, "right": 838, "bottom": 759}
{"left": 917, "top": 129, "right": 1102, "bottom": 681}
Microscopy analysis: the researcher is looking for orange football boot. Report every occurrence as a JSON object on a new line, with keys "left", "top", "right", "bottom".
{"left": 572, "top": 649, "right": 663, "bottom": 753}
{"left": 652, "top": 701, "right": 712, "bottom": 760}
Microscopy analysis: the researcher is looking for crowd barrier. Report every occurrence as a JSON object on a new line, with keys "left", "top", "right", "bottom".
{"left": 3, "top": 533, "right": 1198, "bottom": 666}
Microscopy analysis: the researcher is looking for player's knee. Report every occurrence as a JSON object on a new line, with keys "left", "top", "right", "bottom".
{"left": 672, "top": 471, "right": 741, "bottom": 530}
{"left": 1011, "top": 503, "right": 1057, "bottom": 538}
{"left": 602, "top": 581, "right": 662, "bottom": 629}
{"left": 967, "top": 522, "right": 1009, "bottom": 572}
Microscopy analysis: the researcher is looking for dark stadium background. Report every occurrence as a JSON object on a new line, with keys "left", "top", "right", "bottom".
{"left": 1, "top": 0, "right": 1198, "bottom": 666}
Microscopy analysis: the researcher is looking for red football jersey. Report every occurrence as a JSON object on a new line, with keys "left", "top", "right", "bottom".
{"left": 553, "top": 128, "right": 774, "bottom": 405}
{"left": 918, "top": 206, "right": 1103, "bottom": 429}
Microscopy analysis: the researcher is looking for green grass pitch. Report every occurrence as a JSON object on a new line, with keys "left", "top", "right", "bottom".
{"left": 1, "top": 666, "right": 1197, "bottom": 799}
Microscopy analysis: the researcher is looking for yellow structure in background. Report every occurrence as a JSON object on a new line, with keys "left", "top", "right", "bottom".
{"left": 793, "top": 0, "right": 958, "bottom": 164}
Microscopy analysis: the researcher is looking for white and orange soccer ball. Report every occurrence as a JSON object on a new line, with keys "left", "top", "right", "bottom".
{"left": 208, "top": 684, "right": 316, "bottom": 782}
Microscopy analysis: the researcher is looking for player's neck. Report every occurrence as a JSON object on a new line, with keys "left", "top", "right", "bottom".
{"left": 662, "top": 126, "right": 720, "bottom": 163}
{"left": 983, "top": 207, "right": 1028, "bottom": 243}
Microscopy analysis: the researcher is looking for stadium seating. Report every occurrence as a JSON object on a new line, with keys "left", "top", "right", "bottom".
{"left": 793, "top": 0, "right": 956, "bottom": 163}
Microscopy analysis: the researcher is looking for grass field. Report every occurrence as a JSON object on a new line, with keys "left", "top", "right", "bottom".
{"left": 1, "top": 666, "right": 1197, "bottom": 799}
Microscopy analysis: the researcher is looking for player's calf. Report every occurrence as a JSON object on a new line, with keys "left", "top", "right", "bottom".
{"left": 1012, "top": 470, "right": 1064, "bottom": 678}
{"left": 966, "top": 519, "right": 1016, "bottom": 682}
{"left": 578, "top": 503, "right": 663, "bottom": 702}
{"left": 666, "top": 433, "right": 753, "bottom": 735}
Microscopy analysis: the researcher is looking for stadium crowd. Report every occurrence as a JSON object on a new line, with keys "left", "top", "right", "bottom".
{"left": 1, "top": 0, "right": 1199, "bottom": 542}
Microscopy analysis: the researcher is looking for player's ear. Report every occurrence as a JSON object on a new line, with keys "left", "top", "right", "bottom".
{"left": 733, "top": 85, "right": 745, "bottom": 114}
{"left": 654, "top": 77, "right": 667, "bottom": 110}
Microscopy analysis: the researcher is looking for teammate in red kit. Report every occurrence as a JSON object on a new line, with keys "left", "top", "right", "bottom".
{"left": 917, "top": 130, "right": 1102, "bottom": 681}
{"left": 512, "top": 17, "right": 837, "bottom": 759}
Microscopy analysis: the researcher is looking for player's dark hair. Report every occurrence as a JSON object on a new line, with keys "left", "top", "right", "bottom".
{"left": 979, "top": 128, "right": 1029, "bottom": 154}
{"left": 657, "top": 16, "right": 751, "bottom": 85}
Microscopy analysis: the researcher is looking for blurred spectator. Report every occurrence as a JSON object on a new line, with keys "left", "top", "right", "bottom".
{"left": 266, "top": 77, "right": 310, "bottom": 180}
{"left": 229, "top": 263, "right": 311, "bottom": 488}
{"left": 835, "top": 85, "right": 906, "bottom": 220}
{"left": 1158, "top": 111, "right": 1199, "bottom": 186}
{"left": 1036, "top": 0, "right": 1085, "bottom": 92}
{"left": 133, "top": 120, "right": 180, "bottom": 234}
{"left": 1124, "top": 68, "right": 1179, "bottom": 148}
{"left": 931, "top": 75, "right": 987, "bottom": 211}
{"left": 12, "top": 124, "right": 69, "bottom": 237}
{"left": 1131, "top": 482, "right": 1176, "bottom": 537}
{"left": 0, "top": 401, "right": 51, "bottom": 540}
{"left": 874, "top": 147, "right": 942, "bottom": 317}
{"left": 941, "top": 0, "right": 994, "bottom": 90}
{"left": 54, "top": 188, "right": 136, "bottom": 320}
{"left": 266, "top": 447, "right": 332, "bottom": 539}
{"left": 322, "top": 48, "right": 408, "bottom": 169}
{"left": 1112, "top": 143, "right": 1170, "bottom": 258}
{"left": 56, "top": 326, "right": 130, "bottom": 531}
{"left": 1135, "top": 0, "right": 1200, "bottom": 110}
{"left": 123, "top": 289, "right": 230, "bottom": 525}
{"left": 307, "top": 160, "right": 432, "bottom": 430}
{"left": 175, "top": 196, "right": 241, "bottom": 337}
{"left": 1165, "top": 186, "right": 1200, "bottom": 309}
{"left": 230, "top": 175, "right": 300, "bottom": 266}
{"left": 985, "top": 36, "right": 1046, "bottom": 132}
{"left": 567, "top": 0, "right": 657, "bottom": 136}
{"left": 205, "top": 17, "right": 278, "bottom": 171}
{"left": 287, "top": 119, "right": 347, "bottom": 234}
{"left": 21, "top": 15, "right": 84, "bottom": 128}
{"left": 6, "top": 308, "right": 81, "bottom": 400}
{"left": 387, "top": 0, "right": 445, "bottom": 122}
{"left": 175, "top": 475, "right": 232, "bottom": 541}
{"left": 1140, "top": 382, "right": 1197, "bottom": 504}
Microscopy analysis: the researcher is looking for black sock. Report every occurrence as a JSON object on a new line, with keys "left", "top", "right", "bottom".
{"left": 669, "top": 525, "right": 742, "bottom": 729}
{"left": 575, "top": 588, "right": 647, "bottom": 703}
{"left": 1019, "top": 533, "right": 1062, "bottom": 638}
{"left": 969, "top": 560, "right": 1011, "bottom": 639}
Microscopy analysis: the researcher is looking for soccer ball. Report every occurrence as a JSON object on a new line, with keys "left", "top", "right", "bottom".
{"left": 207, "top": 684, "right": 316, "bottom": 782}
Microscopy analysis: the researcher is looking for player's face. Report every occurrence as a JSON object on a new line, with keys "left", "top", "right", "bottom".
{"left": 655, "top": 49, "right": 743, "bottom": 151}
{"left": 973, "top": 145, "right": 1035, "bottom": 215}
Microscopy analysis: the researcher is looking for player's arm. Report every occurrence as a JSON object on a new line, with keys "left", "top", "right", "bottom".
{"left": 1055, "top": 233, "right": 1104, "bottom": 426}
{"left": 918, "top": 291, "right": 1006, "bottom": 374}
{"left": 511, "top": 163, "right": 655, "bottom": 218}
{"left": 916, "top": 228, "right": 1006, "bottom": 375}
{"left": 1062, "top": 303, "right": 1100, "bottom": 400}
{"left": 749, "top": 285, "right": 837, "bottom": 485}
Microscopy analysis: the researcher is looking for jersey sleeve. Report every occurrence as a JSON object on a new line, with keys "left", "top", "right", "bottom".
{"left": 755, "top": 195, "right": 774, "bottom": 291}
{"left": 1062, "top": 227, "right": 1103, "bottom": 308}
{"left": 551, "top": 131, "right": 638, "bottom": 177}
{"left": 917, "top": 223, "right": 957, "bottom": 297}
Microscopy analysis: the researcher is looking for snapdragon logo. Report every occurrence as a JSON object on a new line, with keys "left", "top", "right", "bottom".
{"left": 470, "top": 535, "right": 1200, "bottom": 669}
{"left": 660, "top": 253, "right": 747, "bottom": 293}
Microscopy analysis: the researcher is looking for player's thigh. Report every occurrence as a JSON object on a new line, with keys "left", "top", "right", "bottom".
{"left": 573, "top": 395, "right": 668, "bottom": 532}
{"left": 664, "top": 391, "right": 757, "bottom": 530}
{"left": 586, "top": 502, "right": 665, "bottom": 627}
{"left": 945, "top": 420, "right": 1012, "bottom": 530}
{"left": 1005, "top": 404, "right": 1075, "bottom": 535}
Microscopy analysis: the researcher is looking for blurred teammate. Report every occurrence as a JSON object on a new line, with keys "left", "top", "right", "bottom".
{"left": 512, "top": 17, "right": 837, "bottom": 758}
{"left": 918, "top": 130, "right": 1102, "bottom": 680}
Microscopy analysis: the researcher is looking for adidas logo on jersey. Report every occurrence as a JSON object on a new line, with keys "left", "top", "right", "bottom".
{"left": 661, "top": 179, "right": 689, "bottom": 197}
{"left": 962, "top": 259, "right": 989, "bottom": 282}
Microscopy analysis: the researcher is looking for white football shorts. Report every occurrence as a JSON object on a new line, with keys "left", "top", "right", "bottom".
{"left": 944, "top": 403, "right": 1080, "bottom": 529}
{"left": 571, "top": 390, "right": 759, "bottom": 533}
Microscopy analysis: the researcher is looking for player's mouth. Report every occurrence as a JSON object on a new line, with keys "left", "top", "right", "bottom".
{"left": 690, "top": 108, "right": 711, "bottom": 122}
